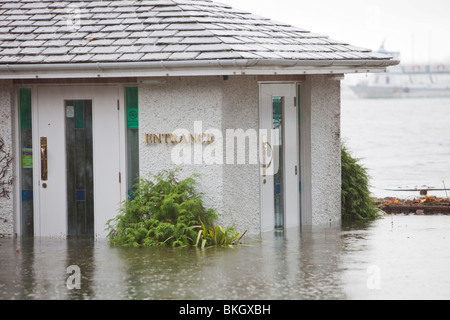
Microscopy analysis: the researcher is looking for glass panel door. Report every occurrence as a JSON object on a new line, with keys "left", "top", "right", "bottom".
{"left": 273, "top": 97, "right": 284, "bottom": 229}
{"left": 125, "top": 87, "right": 139, "bottom": 199}
{"left": 65, "top": 100, "right": 94, "bottom": 237}
{"left": 260, "top": 83, "right": 299, "bottom": 232}
{"left": 19, "top": 88, "right": 34, "bottom": 236}
{"left": 33, "top": 86, "right": 122, "bottom": 237}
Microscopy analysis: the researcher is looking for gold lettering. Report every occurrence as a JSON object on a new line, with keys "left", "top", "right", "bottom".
{"left": 146, "top": 132, "right": 215, "bottom": 145}
{"left": 179, "top": 134, "right": 187, "bottom": 144}
{"left": 162, "top": 133, "right": 169, "bottom": 144}
{"left": 145, "top": 133, "right": 153, "bottom": 144}
{"left": 153, "top": 134, "right": 161, "bottom": 144}
{"left": 206, "top": 133, "right": 215, "bottom": 144}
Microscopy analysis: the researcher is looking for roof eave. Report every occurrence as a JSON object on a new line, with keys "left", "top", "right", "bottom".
{"left": 0, "top": 59, "right": 400, "bottom": 79}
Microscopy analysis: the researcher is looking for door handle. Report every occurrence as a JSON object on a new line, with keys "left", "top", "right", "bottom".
{"left": 261, "top": 134, "right": 273, "bottom": 178}
{"left": 262, "top": 134, "right": 267, "bottom": 178}
{"left": 40, "top": 137, "right": 48, "bottom": 181}
{"left": 264, "top": 142, "right": 273, "bottom": 170}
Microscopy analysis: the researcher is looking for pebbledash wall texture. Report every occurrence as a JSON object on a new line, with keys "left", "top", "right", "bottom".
{"left": 0, "top": 80, "right": 14, "bottom": 237}
{"left": 305, "top": 75, "right": 341, "bottom": 226}
{"left": 139, "top": 76, "right": 261, "bottom": 235}
{"left": 139, "top": 75, "right": 341, "bottom": 235}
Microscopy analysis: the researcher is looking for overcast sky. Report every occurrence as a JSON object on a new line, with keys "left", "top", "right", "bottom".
{"left": 218, "top": 0, "right": 450, "bottom": 64}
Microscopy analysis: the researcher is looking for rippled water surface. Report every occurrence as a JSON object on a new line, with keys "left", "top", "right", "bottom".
{"left": 1, "top": 215, "right": 449, "bottom": 300}
{"left": 341, "top": 97, "right": 450, "bottom": 198}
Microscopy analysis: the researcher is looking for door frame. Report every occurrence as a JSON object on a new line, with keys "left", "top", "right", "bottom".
{"left": 259, "top": 82, "right": 301, "bottom": 232}
{"left": 14, "top": 84, "right": 127, "bottom": 237}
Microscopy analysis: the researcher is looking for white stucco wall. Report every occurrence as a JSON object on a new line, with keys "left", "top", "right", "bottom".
{"left": 139, "top": 75, "right": 342, "bottom": 235}
{"left": 301, "top": 75, "right": 342, "bottom": 226}
{"left": 139, "top": 76, "right": 224, "bottom": 216}
{"left": 0, "top": 80, "right": 14, "bottom": 237}
{"left": 139, "top": 76, "right": 261, "bottom": 235}
{"left": 221, "top": 76, "right": 260, "bottom": 235}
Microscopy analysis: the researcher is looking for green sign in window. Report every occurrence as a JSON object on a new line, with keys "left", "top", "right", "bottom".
{"left": 125, "top": 87, "right": 139, "bottom": 197}
{"left": 21, "top": 148, "right": 33, "bottom": 168}
{"left": 126, "top": 86, "right": 139, "bottom": 129}
{"left": 19, "top": 88, "right": 34, "bottom": 237}
{"left": 127, "top": 107, "right": 139, "bottom": 129}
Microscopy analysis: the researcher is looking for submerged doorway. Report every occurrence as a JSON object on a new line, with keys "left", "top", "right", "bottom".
{"left": 65, "top": 100, "right": 94, "bottom": 237}
{"left": 21, "top": 85, "right": 124, "bottom": 237}
{"left": 260, "top": 83, "right": 300, "bottom": 232}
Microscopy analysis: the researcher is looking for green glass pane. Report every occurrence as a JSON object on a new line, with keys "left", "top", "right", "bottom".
{"left": 127, "top": 108, "right": 138, "bottom": 129}
{"left": 75, "top": 100, "right": 84, "bottom": 129}
{"left": 20, "top": 88, "right": 32, "bottom": 130}
{"left": 125, "top": 87, "right": 139, "bottom": 195}
{"left": 273, "top": 97, "right": 281, "bottom": 127}
{"left": 19, "top": 88, "right": 33, "bottom": 236}
{"left": 273, "top": 97, "right": 284, "bottom": 229}
{"left": 125, "top": 87, "right": 138, "bottom": 108}
{"left": 126, "top": 87, "right": 139, "bottom": 129}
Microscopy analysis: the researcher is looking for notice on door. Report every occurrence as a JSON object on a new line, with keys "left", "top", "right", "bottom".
{"left": 66, "top": 105, "right": 75, "bottom": 118}
{"left": 21, "top": 148, "right": 33, "bottom": 168}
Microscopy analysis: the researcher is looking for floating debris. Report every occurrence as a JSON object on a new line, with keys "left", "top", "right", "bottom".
{"left": 374, "top": 196, "right": 450, "bottom": 215}
{"left": 384, "top": 187, "right": 450, "bottom": 196}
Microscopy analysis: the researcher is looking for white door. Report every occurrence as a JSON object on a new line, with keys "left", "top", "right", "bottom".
{"left": 34, "top": 85, "right": 124, "bottom": 237}
{"left": 260, "top": 83, "right": 300, "bottom": 232}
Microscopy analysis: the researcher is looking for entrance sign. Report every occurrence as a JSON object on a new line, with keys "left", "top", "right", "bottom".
{"left": 145, "top": 132, "right": 215, "bottom": 145}
{"left": 146, "top": 123, "right": 282, "bottom": 169}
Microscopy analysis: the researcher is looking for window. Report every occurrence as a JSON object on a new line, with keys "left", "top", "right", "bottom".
{"left": 125, "top": 87, "right": 139, "bottom": 198}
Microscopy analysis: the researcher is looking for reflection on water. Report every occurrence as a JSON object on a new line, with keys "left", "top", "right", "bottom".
{"left": 1, "top": 215, "right": 450, "bottom": 300}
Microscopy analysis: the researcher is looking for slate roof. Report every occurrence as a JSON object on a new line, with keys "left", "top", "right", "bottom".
{"left": 0, "top": 0, "right": 398, "bottom": 76}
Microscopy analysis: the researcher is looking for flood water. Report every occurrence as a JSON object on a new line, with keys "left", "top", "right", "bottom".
{"left": 341, "top": 95, "right": 450, "bottom": 199}
{"left": 2, "top": 95, "right": 450, "bottom": 301}
{"left": 1, "top": 214, "right": 449, "bottom": 300}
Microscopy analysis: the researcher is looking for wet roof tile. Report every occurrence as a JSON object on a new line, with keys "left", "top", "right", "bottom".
{"left": 117, "top": 52, "right": 145, "bottom": 61}
{"left": 91, "top": 53, "right": 122, "bottom": 61}
{"left": 169, "top": 51, "right": 200, "bottom": 60}
{"left": 43, "top": 54, "right": 75, "bottom": 63}
{"left": 90, "top": 45, "right": 120, "bottom": 54}
{"left": 141, "top": 52, "right": 172, "bottom": 60}
{"left": 0, "top": 0, "right": 394, "bottom": 66}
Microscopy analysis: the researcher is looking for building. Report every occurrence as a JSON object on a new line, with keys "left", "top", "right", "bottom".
{"left": 0, "top": 0, "right": 398, "bottom": 238}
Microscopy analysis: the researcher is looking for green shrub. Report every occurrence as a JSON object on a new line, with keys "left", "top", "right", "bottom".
{"left": 106, "top": 169, "right": 217, "bottom": 248}
{"left": 106, "top": 169, "right": 246, "bottom": 248}
{"left": 341, "top": 144, "right": 380, "bottom": 221}
{"left": 195, "top": 220, "right": 247, "bottom": 249}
